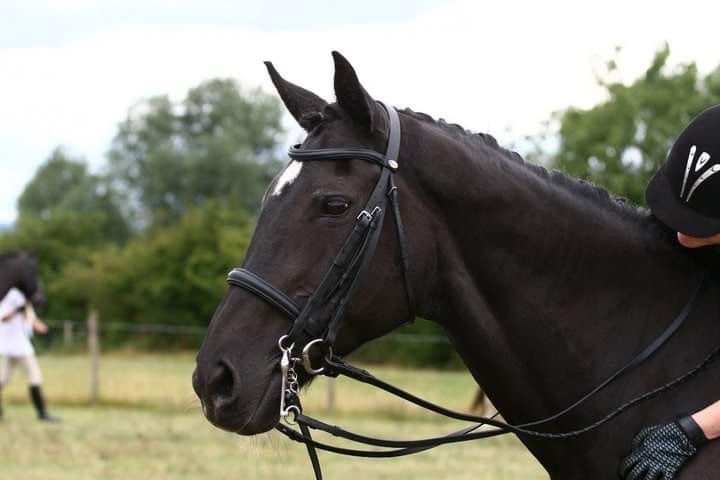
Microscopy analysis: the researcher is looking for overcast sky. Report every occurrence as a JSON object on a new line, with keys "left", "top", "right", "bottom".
{"left": 2, "top": 0, "right": 719, "bottom": 224}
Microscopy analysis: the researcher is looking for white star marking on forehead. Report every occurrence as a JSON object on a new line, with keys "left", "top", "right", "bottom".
{"left": 271, "top": 161, "right": 303, "bottom": 197}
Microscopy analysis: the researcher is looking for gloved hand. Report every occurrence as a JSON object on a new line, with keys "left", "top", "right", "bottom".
{"left": 619, "top": 416, "right": 708, "bottom": 480}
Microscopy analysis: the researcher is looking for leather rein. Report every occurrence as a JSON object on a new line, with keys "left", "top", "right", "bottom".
{"left": 225, "top": 102, "right": 716, "bottom": 479}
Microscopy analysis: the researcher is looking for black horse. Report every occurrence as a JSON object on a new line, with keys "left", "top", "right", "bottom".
{"left": 193, "top": 52, "right": 720, "bottom": 478}
{"left": 0, "top": 250, "right": 45, "bottom": 308}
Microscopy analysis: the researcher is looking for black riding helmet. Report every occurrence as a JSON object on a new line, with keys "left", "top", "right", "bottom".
{"left": 646, "top": 104, "right": 720, "bottom": 237}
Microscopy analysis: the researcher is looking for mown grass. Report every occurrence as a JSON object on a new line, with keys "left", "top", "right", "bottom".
{"left": 0, "top": 353, "right": 547, "bottom": 479}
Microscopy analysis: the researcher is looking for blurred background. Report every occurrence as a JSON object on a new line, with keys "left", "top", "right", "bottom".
{"left": 1, "top": 1, "right": 719, "bottom": 478}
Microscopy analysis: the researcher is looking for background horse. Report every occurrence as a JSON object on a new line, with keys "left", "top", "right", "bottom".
{"left": 0, "top": 250, "right": 45, "bottom": 308}
{"left": 193, "top": 52, "right": 720, "bottom": 478}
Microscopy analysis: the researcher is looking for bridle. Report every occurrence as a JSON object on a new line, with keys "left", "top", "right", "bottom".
{"left": 225, "top": 102, "right": 718, "bottom": 479}
{"left": 229, "top": 102, "right": 411, "bottom": 362}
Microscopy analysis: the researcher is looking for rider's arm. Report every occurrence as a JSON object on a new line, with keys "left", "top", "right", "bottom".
{"left": 692, "top": 399, "right": 720, "bottom": 440}
{"left": 24, "top": 304, "right": 47, "bottom": 334}
{"left": 31, "top": 316, "right": 48, "bottom": 334}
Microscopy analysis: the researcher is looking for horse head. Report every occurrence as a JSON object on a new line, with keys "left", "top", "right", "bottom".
{"left": 193, "top": 52, "right": 434, "bottom": 434}
{"left": 1, "top": 250, "right": 46, "bottom": 310}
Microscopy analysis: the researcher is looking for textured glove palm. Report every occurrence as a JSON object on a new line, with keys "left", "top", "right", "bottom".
{"left": 619, "top": 422, "right": 697, "bottom": 480}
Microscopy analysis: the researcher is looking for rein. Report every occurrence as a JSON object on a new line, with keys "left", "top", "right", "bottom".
{"left": 226, "top": 103, "right": 714, "bottom": 479}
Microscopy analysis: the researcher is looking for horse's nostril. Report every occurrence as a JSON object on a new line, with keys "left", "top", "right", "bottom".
{"left": 207, "top": 360, "right": 237, "bottom": 408}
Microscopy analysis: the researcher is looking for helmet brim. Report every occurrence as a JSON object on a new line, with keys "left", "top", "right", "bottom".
{"left": 646, "top": 166, "right": 720, "bottom": 238}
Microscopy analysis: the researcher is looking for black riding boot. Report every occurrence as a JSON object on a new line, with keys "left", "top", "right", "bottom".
{"left": 29, "top": 385, "right": 59, "bottom": 422}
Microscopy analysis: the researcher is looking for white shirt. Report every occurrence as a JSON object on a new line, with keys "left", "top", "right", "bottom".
{"left": 0, "top": 288, "right": 34, "bottom": 356}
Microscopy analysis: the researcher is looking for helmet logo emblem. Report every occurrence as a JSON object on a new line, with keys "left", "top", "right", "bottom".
{"left": 681, "top": 144, "right": 716, "bottom": 202}
{"left": 695, "top": 151, "right": 711, "bottom": 172}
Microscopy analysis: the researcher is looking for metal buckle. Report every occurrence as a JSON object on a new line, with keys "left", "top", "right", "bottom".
{"left": 356, "top": 206, "right": 382, "bottom": 222}
{"left": 356, "top": 210, "right": 372, "bottom": 222}
{"left": 302, "top": 338, "right": 326, "bottom": 375}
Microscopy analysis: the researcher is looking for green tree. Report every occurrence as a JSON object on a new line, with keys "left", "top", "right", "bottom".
{"left": 108, "top": 79, "right": 285, "bottom": 226}
{"left": 53, "top": 198, "right": 254, "bottom": 346}
{"left": 542, "top": 45, "right": 720, "bottom": 204}
{"left": 2, "top": 148, "right": 131, "bottom": 320}
{"left": 18, "top": 147, "right": 129, "bottom": 243}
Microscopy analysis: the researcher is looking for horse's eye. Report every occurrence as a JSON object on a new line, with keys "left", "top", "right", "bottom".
{"left": 322, "top": 198, "right": 351, "bottom": 216}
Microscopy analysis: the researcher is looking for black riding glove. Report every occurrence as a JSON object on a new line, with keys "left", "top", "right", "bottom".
{"left": 619, "top": 416, "right": 708, "bottom": 480}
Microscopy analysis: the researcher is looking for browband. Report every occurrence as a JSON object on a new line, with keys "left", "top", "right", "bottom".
{"left": 287, "top": 101, "right": 401, "bottom": 170}
{"left": 288, "top": 147, "right": 395, "bottom": 170}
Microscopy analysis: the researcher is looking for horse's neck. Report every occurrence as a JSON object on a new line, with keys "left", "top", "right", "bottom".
{"left": 407, "top": 124, "right": 704, "bottom": 473}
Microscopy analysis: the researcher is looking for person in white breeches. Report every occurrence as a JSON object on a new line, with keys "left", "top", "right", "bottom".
{"left": 0, "top": 287, "right": 58, "bottom": 422}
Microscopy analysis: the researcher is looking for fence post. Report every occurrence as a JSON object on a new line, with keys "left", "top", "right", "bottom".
{"left": 87, "top": 310, "right": 100, "bottom": 403}
{"left": 63, "top": 321, "right": 74, "bottom": 347}
{"left": 326, "top": 378, "right": 336, "bottom": 413}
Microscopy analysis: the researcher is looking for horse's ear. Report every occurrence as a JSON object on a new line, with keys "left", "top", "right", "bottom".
{"left": 264, "top": 61, "right": 328, "bottom": 132}
{"left": 332, "top": 51, "right": 384, "bottom": 133}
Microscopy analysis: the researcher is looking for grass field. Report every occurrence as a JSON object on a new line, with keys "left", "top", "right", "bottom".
{"left": 0, "top": 353, "right": 546, "bottom": 479}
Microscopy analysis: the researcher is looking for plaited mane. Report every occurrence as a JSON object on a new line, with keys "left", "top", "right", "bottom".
{"left": 399, "top": 108, "right": 652, "bottom": 224}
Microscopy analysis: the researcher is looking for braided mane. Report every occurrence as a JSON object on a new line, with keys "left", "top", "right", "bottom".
{"left": 399, "top": 108, "right": 649, "bottom": 223}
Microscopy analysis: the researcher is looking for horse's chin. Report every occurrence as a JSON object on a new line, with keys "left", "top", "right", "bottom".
{"left": 235, "top": 395, "right": 281, "bottom": 436}
{"left": 200, "top": 374, "right": 282, "bottom": 436}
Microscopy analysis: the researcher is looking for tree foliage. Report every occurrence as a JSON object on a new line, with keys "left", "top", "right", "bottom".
{"left": 545, "top": 45, "right": 720, "bottom": 204}
{"left": 53, "top": 199, "right": 253, "bottom": 345}
{"left": 108, "top": 79, "right": 285, "bottom": 226}
{"left": 2, "top": 78, "right": 282, "bottom": 327}
{"left": 18, "top": 147, "right": 129, "bottom": 243}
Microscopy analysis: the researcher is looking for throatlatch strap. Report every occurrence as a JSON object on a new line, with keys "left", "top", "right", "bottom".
{"left": 389, "top": 177, "right": 414, "bottom": 320}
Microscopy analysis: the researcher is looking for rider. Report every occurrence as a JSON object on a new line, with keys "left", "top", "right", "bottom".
{"left": 620, "top": 104, "right": 720, "bottom": 479}
{"left": 0, "top": 286, "right": 59, "bottom": 422}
